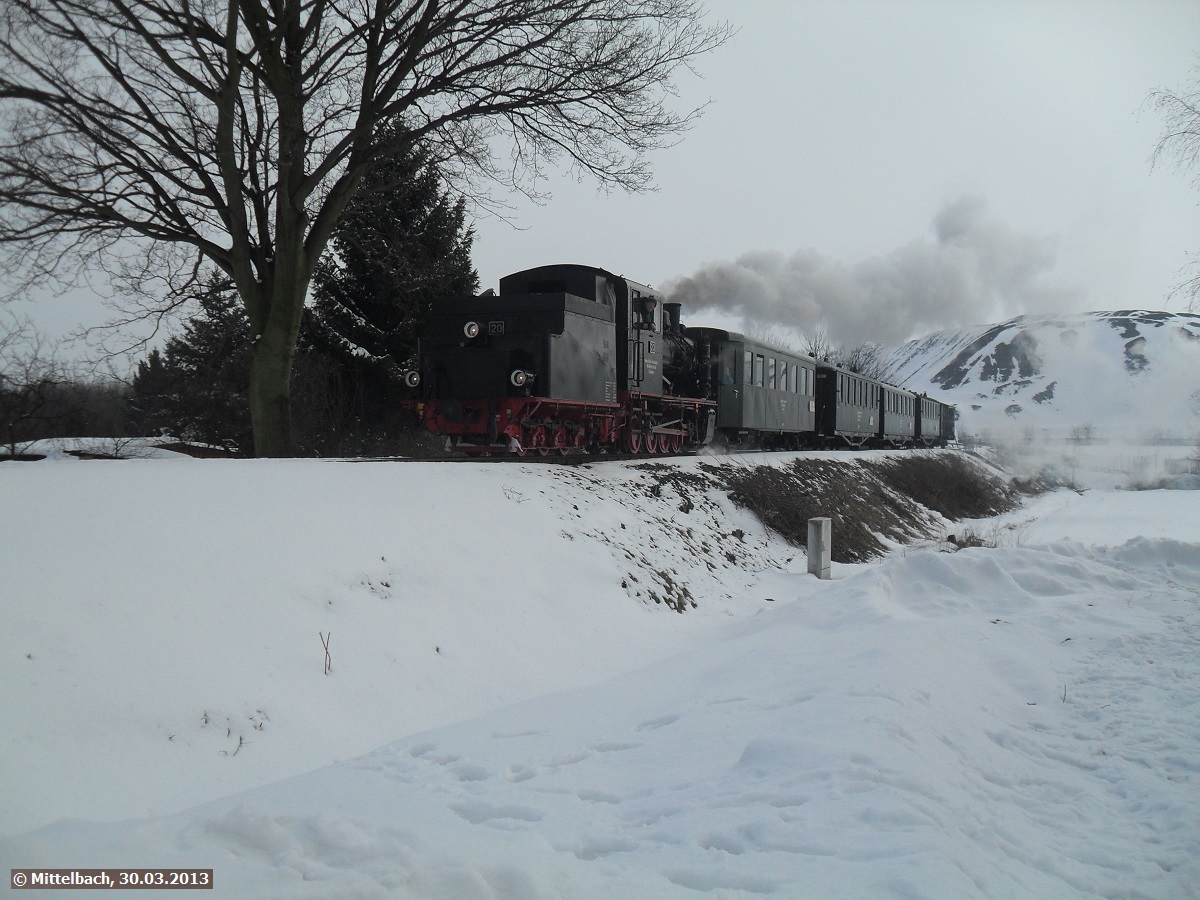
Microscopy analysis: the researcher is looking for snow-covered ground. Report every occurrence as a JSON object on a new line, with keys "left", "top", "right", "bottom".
{"left": 2, "top": 451, "right": 1198, "bottom": 898}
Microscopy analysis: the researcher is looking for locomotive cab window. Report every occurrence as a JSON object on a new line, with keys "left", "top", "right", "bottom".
{"left": 632, "top": 292, "right": 658, "bottom": 331}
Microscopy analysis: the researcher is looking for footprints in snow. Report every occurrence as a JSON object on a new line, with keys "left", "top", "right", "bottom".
{"left": 395, "top": 713, "right": 693, "bottom": 834}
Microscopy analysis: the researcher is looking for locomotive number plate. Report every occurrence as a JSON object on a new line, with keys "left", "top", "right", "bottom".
{"left": 488, "top": 321, "right": 505, "bottom": 335}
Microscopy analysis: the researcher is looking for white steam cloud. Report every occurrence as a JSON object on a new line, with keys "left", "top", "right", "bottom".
{"left": 666, "top": 197, "right": 1083, "bottom": 348}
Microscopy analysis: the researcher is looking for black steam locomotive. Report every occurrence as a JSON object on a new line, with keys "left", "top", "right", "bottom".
{"left": 405, "top": 263, "right": 955, "bottom": 456}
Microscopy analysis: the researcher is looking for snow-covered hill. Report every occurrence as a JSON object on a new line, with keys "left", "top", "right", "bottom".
{"left": 889, "top": 310, "right": 1200, "bottom": 443}
{"left": 2, "top": 454, "right": 1199, "bottom": 898}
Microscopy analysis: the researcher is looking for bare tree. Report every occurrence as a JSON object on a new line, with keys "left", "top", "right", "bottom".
{"left": 798, "top": 326, "right": 890, "bottom": 378}
{"left": 839, "top": 342, "right": 889, "bottom": 380}
{"left": 0, "top": 313, "right": 71, "bottom": 456}
{"left": 0, "top": 1, "right": 730, "bottom": 456}
{"left": 801, "top": 324, "right": 834, "bottom": 362}
{"left": 1150, "top": 64, "right": 1200, "bottom": 310}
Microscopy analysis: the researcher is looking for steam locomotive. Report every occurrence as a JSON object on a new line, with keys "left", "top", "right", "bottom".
{"left": 404, "top": 263, "right": 955, "bottom": 456}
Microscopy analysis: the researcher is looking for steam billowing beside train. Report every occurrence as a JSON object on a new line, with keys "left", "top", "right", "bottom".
{"left": 405, "top": 263, "right": 955, "bottom": 456}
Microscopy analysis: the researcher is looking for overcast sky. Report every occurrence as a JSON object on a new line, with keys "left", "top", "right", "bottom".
{"left": 472, "top": 0, "right": 1200, "bottom": 347}
{"left": 7, "top": 0, "right": 1200, "bottom": 352}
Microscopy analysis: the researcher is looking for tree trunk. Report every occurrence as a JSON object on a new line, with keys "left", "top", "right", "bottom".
{"left": 247, "top": 318, "right": 297, "bottom": 457}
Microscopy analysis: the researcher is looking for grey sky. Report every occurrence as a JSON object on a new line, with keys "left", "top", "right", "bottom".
{"left": 470, "top": 0, "right": 1200, "bottom": 346}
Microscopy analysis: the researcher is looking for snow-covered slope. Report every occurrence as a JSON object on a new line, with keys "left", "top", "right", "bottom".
{"left": 2, "top": 454, "right": 1199, "bottom": 898}
{"left": 889, "top": 310, "right": 1200, "bottom": 441}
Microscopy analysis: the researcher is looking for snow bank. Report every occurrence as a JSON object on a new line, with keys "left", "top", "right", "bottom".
{"left": 2, "top": 456, "right": 1198, "bottom": 898}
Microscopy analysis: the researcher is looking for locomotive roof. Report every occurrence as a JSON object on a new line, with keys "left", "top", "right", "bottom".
{"left": 499, "top": 263, "right": 660, "bottom": 300}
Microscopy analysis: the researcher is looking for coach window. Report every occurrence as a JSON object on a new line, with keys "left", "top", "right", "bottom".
{"left": 754, "top": 354, "right": 765, "bottom": 387}
{"left": 767, "top": 358, "right": 776, "bottom": 390}
{"left": 720, "top": 345, "right": 736, "bottom": 386}
{"left": 744, "top": 350, "right": 752, "bottom": 385}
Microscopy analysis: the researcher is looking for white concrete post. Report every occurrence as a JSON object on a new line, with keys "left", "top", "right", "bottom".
{"left": 807, "top": 517, "right": 831, "bottom": 580}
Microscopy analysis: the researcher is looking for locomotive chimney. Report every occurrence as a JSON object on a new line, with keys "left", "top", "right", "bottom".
{"left": 664, "top": 302, "right": 682, "bottom": 333}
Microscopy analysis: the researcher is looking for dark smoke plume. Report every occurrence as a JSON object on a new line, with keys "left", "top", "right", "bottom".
{"left": 666, "top": 197, "right": 1082, "bottom": 347}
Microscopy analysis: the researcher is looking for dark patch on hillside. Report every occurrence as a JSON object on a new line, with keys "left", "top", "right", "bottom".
{"left": 1032, "top": 382, "right": 1056, "bottom": 404}
{"left": 979, "top": 331, "right": 1041, "bottom": 383}
{"left": 1124, "top": 337, "right": 1148, "bottom": 373}
{"left": 931, "top": 321, "right": 1016, "bottom": 389}
{"left": 930, "top": 321, "right": 1042, "bottom": 390}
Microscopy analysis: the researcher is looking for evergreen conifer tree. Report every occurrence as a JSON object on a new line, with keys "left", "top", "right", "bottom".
{"left": 307, "top": 124, "right": 479, "bottom": 440}
{"left": 131, "top": 277, "right": 253, "bottom": 452}
{"left": 132, "top": 128, "right": 477, "bottom": 455}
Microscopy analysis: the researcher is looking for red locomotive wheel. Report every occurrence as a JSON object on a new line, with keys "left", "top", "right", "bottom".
{"left": 669, "top": 432, "right": 684, "bottom": 454}
{"left": 645, "top": 432, "right": 659, "bottom": 454}
{"left": 552, "top": 426, "right": 570, "bottom": 455}
{"left": 623, "top": 420, "right": 642, "bottom": 454}
{"left": 529, "top": 424, "right": 549, "bottom": 456}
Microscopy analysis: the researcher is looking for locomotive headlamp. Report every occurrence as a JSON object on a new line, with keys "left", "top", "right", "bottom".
{"left": 463, "top": 321, "right": 481, "bottom": 339}
{"left": 510, "top": 369, "right": 534, "bottom": 387}
{"left": 404, "top": 370, "right": 421, "bottom": 388}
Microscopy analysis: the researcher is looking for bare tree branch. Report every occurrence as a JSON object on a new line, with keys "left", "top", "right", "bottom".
{"left": 1149, "top": 63, "right": 1200, "bottom": 311}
